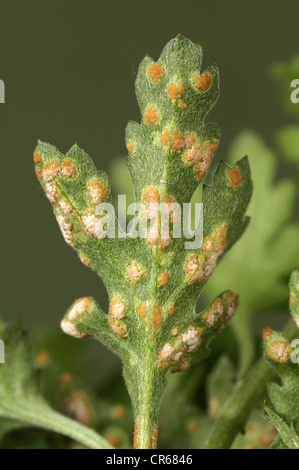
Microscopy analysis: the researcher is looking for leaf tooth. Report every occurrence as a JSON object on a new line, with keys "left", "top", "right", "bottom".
{"left": 61, "top": 297, "right": 129, "bottom": 353}
{"left": 200, "top": 290, "right": 239, "bottom": 333}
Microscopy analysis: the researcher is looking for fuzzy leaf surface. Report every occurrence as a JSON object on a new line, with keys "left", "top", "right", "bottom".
{"left": 33, "top": 36, "right": 252, "bottom": 448}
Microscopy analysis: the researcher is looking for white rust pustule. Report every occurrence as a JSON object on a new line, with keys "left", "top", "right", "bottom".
{"left": 42, "top": 162, "right": 61, "bottom": 182}
{"left": 60, "top": 319, "right": 86, "bottom": 339}
{"left": 45, "top": 182, "right": 57, "bottom": 204}
{"left": 59, "top": 198, "right": 73, "bottom": 215}
{"left": 60, "top": 297, "right": 92, "bottom": 339}
{"left": 81, "top": 213, "right": 106, "bottom": 239}
{"left": 126, "top": 261, "right": 147, "bottom": 285}
{"left": 88, "top": 181, "right": 108, "bottom": 205}
{"left": 181, "top": 326, "right": 202, "bottom": 353}
{"left": 68, "top": 297, "right": 91, "bottom": 321}
{"left": 56, "top": 214, "right": 74, "bottom": 247}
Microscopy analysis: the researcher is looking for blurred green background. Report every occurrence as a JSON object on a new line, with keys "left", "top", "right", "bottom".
{"left": 1, "top": 0, "right": 299, "bottom": 369}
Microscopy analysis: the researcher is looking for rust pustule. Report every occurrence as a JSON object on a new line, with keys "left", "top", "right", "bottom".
{"left": 126, "top": 141, "right": 135, "bottom": 154}
{"left": 144, "top": 107, "right": 160, "bottom": 125}
{"left": 133, "top": 420, "right": 139, "bottom": 449}
{"left": 33, "top": 151, "right": 42, "bottom": 163}
{"left": 158, "top": 272, "right": 169, "bottom": 287}
{"left": 194, "top": 72, "right": 211, "bottom": 90}
{"left": 152, "top": 305, "right": 162, "bottom": 335}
